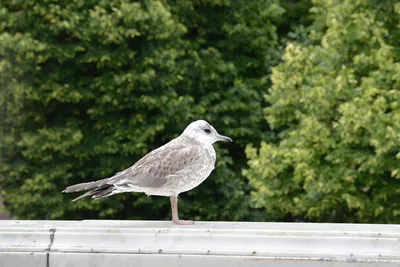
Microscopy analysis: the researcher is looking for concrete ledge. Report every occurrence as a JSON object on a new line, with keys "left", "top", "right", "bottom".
{"left": 0, "top": 220, "right": 399, "bottom": 266}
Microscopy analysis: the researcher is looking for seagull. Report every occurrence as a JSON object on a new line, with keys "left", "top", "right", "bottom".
{"left": 62, "top": 120, "right": 233, "bottom": 225}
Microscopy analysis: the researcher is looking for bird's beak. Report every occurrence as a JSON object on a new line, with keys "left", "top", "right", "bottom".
{"left": 217, "top": 134, "right": 233, "bottom": 142}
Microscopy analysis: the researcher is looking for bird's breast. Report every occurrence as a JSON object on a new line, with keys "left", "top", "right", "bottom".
{"left": 204, "top": 146, "right": 216, "bottom": 168}
{"left": 174, "top": 146, "right": 216, "bottom": 194}
{"left": 195, "top": 146, "right": 216, "bottom": 180}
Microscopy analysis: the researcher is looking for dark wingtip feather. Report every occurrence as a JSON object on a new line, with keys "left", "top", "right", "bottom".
{"left": 71, "top": 191, "right": 96, "bottom": 202}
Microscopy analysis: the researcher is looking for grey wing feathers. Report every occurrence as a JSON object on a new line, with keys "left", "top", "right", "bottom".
{"left": 62, "top": 138, "right": 202, "bottom": 200}
{"left": 116, "top": 143, "right": 202, "bottom": 189}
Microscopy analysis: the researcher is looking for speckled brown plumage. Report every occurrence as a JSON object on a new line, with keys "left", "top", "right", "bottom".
{"left": 62, "top": 120, "right": 232, "bottom": 224}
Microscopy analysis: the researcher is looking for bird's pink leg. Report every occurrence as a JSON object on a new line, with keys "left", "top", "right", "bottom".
{"left": 170, "top": 195, "right": 193, "bottom": 225}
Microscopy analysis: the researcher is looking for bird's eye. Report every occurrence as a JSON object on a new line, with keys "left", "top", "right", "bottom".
{"left": 204, "top": 129, "right": 211, "bottom": 134}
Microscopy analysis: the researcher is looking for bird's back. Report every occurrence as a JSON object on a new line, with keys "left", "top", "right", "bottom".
{"left": 127, "top": 135, "right": 216, "bottom": 196}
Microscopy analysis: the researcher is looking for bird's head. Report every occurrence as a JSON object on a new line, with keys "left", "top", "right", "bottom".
{"left": 182, "top": 120, "right": 233, "bottom": 145}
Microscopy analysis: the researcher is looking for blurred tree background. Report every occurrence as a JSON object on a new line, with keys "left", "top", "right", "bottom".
{"left": 0, "top": 0, "right": 398, "bottom": 223}
{"left": 245, "top": 0, "right": 400, "bottom": 223}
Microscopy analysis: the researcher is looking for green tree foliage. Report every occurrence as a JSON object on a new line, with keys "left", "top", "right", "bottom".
{"left": 245, "top": 0, "right": 400, "bottom": 223}
{"left": 0, "top": 0, "right": 284, "bottom": 220}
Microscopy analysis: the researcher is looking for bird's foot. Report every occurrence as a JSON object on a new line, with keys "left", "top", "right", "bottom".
{"left": 172, "top": 219, "right": 194, "bottom": 225}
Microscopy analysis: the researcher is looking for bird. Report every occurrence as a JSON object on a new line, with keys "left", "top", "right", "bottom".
{"left": 62, "top": 120, "right": 233, "bottom": 225}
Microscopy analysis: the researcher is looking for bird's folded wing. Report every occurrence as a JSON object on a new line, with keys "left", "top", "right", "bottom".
{"left": 111, "top": 143, "right": 202, "bottom": 189}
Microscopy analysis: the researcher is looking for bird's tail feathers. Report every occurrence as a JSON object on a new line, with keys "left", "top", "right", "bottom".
{"left": 71, "top": 190, "right": 97, "bottom": 202}
{"left": 62, "top": 177, "right": 115, "bottom": 193}
{"left": 63, "top": 176, "right": 145, "bottom": 202}
{"left": 63, "top": 176, "right": 119, "bottom": 202}
{"left": 69, "top": 184, "right": 117, "bottom": 202}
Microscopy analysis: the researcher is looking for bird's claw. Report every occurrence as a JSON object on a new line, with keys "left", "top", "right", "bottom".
{"left": 172, "top": 219, "right": 194, "bottom": 225}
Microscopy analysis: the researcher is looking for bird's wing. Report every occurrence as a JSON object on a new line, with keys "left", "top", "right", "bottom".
{"left": 109, "top": 140, "right": 203, "bottom": 189}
